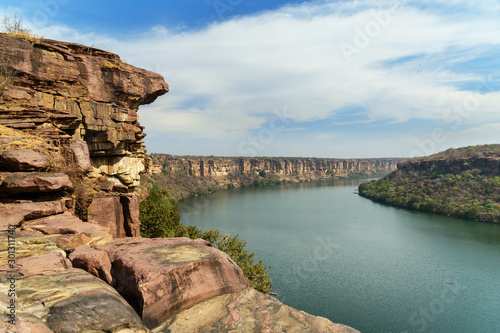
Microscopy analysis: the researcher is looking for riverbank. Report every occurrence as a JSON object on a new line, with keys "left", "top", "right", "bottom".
{"left": 358, "top": 144, "right": 500, "bottom": 223}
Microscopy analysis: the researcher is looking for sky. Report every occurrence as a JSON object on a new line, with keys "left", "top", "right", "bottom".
{"left": 1, "top": 0, "right": 500, "bottom": 158}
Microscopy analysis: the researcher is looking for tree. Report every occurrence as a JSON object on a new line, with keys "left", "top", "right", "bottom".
{"left": 2, "top": 14, "right": 29, "bottom": 34}
{"left": 139, "top": 189, "right": 181, "bottom": 238}
{"left": 202, "top": 229, "right": 272, "bottom": 294}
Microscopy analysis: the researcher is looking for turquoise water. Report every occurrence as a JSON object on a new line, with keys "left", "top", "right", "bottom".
{"left": 178, "top": 179, "right": 500, "bottom": 333}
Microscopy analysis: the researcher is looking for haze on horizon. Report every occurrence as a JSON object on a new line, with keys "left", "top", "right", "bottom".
{"left": 2, "top": 0, "right": 499, "bottom": 159}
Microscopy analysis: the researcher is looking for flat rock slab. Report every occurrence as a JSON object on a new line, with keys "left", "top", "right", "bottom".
{"left": 0, "top": 149, "right": 50, "bottom": 171}
{"left": 0, "top": 199, "right": 70, "bottom": 230}
{"left": 155, "top": 287, "right": 361, "bottom": 333}
{"left": 0, "top": 172, "right": 72, "bottom": 195}
{"left": 0, "top": 233, "right": 66, "bottom": 264}
{"left": 98, "top": 237, "right": 250, "bottom": 328}
{"left": 21, "top": 212, "right": 113, "bottom": 246}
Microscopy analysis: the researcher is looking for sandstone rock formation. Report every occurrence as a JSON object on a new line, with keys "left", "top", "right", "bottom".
{"left": 0, "top": 239, "right": 149, "bottom": 333}
{"left": 0, "top": 33, "right": 168, "bottom": 189}
{"left": 97, "top": 237, "right": 250, "bottom": 328}
{"left": 157, "top": 287, "right": 359, "bottom": 332}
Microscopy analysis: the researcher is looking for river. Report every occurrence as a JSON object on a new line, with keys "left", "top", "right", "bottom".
{"left": 178, "top": 179, "right": 500, "bottom": 333}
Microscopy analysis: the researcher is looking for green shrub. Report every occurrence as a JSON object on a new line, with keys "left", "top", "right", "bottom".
{"left": 139, "top": 189, "right": 181, "bottom": 238}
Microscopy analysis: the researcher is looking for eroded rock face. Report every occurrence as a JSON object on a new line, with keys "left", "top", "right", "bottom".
{"left": 97, "top": 237, "right": 250, "bottom": 329}
{"left": 87, "top": 196, "right": 140, "bottom": 238}
{"left": 0, "top": 34, "right": 169, "bottom": 189}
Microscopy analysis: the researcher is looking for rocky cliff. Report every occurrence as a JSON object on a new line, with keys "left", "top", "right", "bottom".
{"left": 150, "top": 154, "right": 399, "bottom": 199}
{"left": 0, "top": 34, "right": 360, "bottom": 332}
{"left": 0, "top": 33, "right": 168, "bottom": 190}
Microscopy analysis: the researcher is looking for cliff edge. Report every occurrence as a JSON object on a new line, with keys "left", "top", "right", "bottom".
{"left": 0, "top": 34, "right": 360, "bottom": 332}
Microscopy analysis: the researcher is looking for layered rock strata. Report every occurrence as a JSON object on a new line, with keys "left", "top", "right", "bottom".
{"left": 150, "top": 154, "right": 399, "bottom": 199}
{"left": 152, "top": 155, "right": 399, "bottom": 181}
{"left": 0, "top": 33, "right": 168, "bottom": 189}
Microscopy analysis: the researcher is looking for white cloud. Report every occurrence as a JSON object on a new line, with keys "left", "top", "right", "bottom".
{"left": 2, "top": 1, "right": 499, "bottom": 157}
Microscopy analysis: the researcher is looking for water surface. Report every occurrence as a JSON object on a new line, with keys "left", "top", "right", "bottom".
{"left": 179, "top": 179, "right": 500, "bottom": 333}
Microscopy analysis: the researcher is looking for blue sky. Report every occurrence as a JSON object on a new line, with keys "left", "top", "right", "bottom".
{"left": 2, "top": 0, "right": 500, "bottom": 158}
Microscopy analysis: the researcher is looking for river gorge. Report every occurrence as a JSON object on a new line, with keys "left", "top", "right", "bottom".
{"left": 179, "top": 179, "right": 500, "bottom": 333}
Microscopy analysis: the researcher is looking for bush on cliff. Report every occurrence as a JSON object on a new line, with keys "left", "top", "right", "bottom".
{"left": 203, "top": 229, "right": 272, "bottom": 294}
{"left": 139, "top": 188, "right": 272, "bottom": 294}
{"left": 139, "top": 188, "right": 182, "bottom": 238}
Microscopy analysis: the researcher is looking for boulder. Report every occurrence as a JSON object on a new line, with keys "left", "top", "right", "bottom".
{"left": 97, "top": 237, "right": 250, "bottom": 328}
{"left": 156, "top": 287, "right": 361, "bottom": 333}
{"left": 0, "top": 149, "right": 50, "bottom": 171}
{"left": 69, "top": 245, "right": 113, "bottom": 284}
{"left": 0, "top": 256, "right": 148, "bottom": 332}
{"left": 0, "top": 172, "right": 72, "bottom": 195}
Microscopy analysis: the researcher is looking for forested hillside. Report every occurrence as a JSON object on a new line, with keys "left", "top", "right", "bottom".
{"left": 358, "top": 145, "right": 500, "bottom": 223}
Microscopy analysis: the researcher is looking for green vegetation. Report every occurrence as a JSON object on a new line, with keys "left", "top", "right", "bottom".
{"left": 139, "top": 184, "right": 272, "bottom": 293}
{"left": 359, "top": 145, "right": 500, "bottom": 223}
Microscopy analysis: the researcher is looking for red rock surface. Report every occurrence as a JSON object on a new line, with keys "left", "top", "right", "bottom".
{"left": 0, "top": 199, "right": 70, "bottom": 229}
{"left": 97, "top": 237, "right": 250, "bottom": 328}
{"left": 121, "top": 195, "right": 141, "bottom": 237}
{"left": 0, "top": 172, "right": 72, "bottom": 194}
{"left": 0, "top": 34, "right": 168, "bottom": 190}
{"left": 88, "top": 196, "right": 127, "bottom": 238}
{"left": 21, "top": 212, "right": 113, "bottom": 245}
{"left": 88, "top": 195, "right": 141, "bottom": 238}
{"left": 69, "top": 244, "right": 113, "bottom": 284}
{"left": 67, "top": 139, "right": 93, "bottom": 172}
{"left": 0, "top": 149, "right": 49, "bottom": 171}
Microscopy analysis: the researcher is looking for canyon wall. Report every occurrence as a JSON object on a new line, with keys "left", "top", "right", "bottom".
{"left": 150, "top": 154, "right": 400, "bottom": 198}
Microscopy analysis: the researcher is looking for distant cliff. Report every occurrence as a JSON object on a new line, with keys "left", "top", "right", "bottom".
{"left": 359, "top": 144, "right": 500, "bottom": 223}
{"left": 149, "top": 154, "right": 400, "bottom": 199}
